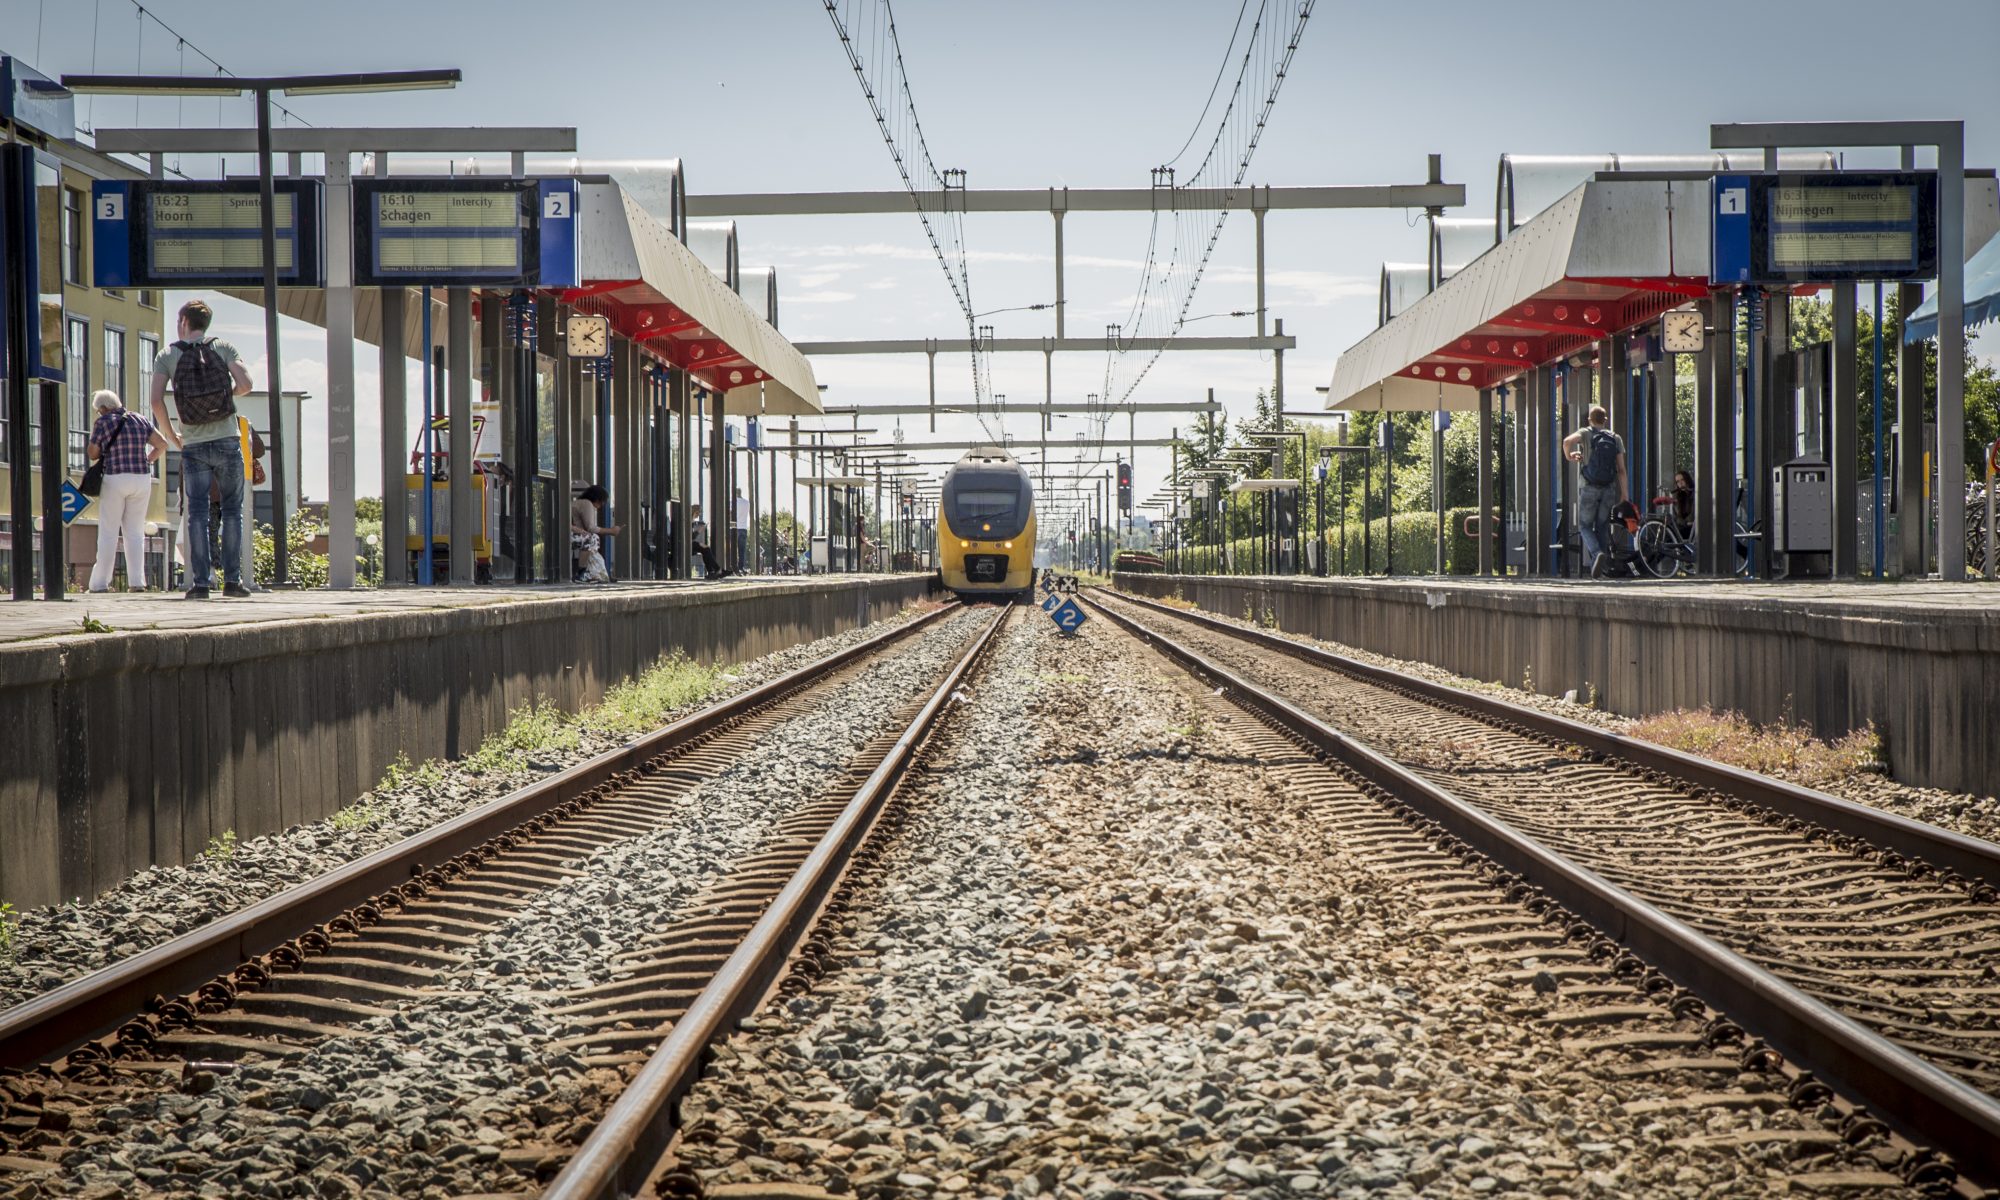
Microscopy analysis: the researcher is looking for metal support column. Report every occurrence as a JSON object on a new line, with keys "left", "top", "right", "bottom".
{"left": 1254, "top": 204, "right": 1268, "bottom": 337}
{"left": 38, "top": 382, "right": 62, "bottom": 599}
{"left": 1697, "top": 294, "right": 1730, "bottom": 577}
{"left": 1476, "top": 388, "right": 1493, "bottom": 576}
{"left": 1830, "top": 281, "right": 1859, "bottom": 576}
{"left": 673, "top": 371, "right": 694, "bottom": 579}
{"left": 709, "top": 390, "right": 728, "bottom": 573}
{"left": 446, "top": 289, "right": 475, "bottom": 585}
{"left": 553, "top": 324, "right": 575, "bottom": 582}
{"left": 378, "top": 287, "right": 409, "bottom": 585}
{"left": 1052, "top": 206, "right": 1066, "bottom": 339}
{"left": 508, "top": 291, "right": 534, "bottom": 585}
{"left": 1938, "top": 135, "right": 1969, "bottom": 580}
{"left": 1895, "top": 278, "right": 1926, "bottom": 576}
{"left": 324, "top": 149, "right": 357, "bottom": 589}
{"left": 1654, "top": 348, "right": 1677, "bottom": 495}
{"left": 613, "top": 342, "right": 637, "bottom": 579}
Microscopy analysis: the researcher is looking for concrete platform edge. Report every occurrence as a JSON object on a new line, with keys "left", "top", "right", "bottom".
{"left": 0, "top": 578, "right": 933, "bottom": 908}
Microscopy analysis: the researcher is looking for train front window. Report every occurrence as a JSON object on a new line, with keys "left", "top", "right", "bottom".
{"left": 955, "top": 490, "right": 1017, "bottom": 520}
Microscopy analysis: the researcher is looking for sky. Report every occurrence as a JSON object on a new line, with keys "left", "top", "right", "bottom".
{"left": 8, "top": 0, "right": 2000, "bottom": 511}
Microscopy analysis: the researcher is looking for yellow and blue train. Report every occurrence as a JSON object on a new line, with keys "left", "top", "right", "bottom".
{"left": 937, "top": 447, "right": 1037, "bottom": 599}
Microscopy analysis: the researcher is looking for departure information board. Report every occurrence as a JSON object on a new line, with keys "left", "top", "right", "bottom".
{"left": 93, "top": 180, "right": 323, "bottom": 289}
{"left": 353, "top": 178, "right": 578, "bottom": 288}
{"left": 1712, "top": 171, "right": 1938, "bottom": 285}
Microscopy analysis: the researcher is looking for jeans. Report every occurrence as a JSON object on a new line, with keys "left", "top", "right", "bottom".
{"left": 732, "top": 528, "right": 748, "bottom": 572}
{"left": 184, "top": 439, "right": 244, "bottom": 588}
{"left": 89, "top": 473, "right": 153, "bottom": 590}
{"left": 1578, "top": 482, "right": 1616, "bottom": 563}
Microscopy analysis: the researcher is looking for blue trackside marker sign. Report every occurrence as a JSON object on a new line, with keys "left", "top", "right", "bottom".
{"left": 1050, "top": 598, "right": 1088, "bottom": 635}
{"left": 1041, "top": 572, "right": 1056, "bottom": 593}
{"left": 59, "top": 480, "right": 89, "bottom": 525}
{"left": 1041, "top": 593, "right": 1059, "bottom": 611}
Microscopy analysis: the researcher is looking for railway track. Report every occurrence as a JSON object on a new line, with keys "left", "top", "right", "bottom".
{"left": 1086, "top": 588, "right": 2000, "bottom": 1194}
{"left": 0, "top": 600, "right": 1009, "bottom": 1195}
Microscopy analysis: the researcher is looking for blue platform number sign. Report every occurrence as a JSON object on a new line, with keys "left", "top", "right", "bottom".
{"left": 59, "top": 480, "right": 89, "bottom": 526}
{"left": 1710, "top": 174, "right": 1754, "bottom": 285}
{"left": 1050, "top": 598, "right": 1089, "bottom": 635}
{"left": 1041, "top": 572, "right": 1056, "bottom": 594}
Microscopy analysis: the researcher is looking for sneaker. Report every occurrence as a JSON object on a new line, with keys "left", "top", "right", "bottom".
{"left": 1589, "top": 552, "right": 1607, "bottom": 579}
{"left": 184, "top": 586, "right": 210, "bottom": 600}
{"left": 222, "top": 583, "right": 252, "bottom": 598}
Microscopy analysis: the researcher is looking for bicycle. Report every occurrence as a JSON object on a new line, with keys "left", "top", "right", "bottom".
{"left": 1632, "top": 494, "right": 1763, "bottom": 579}
{"left": 1634, "top": 499, "right": 1695, "bottom": 578}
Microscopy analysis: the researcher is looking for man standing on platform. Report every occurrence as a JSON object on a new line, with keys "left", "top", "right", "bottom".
{"left": 1563, "top": 404, "right": 1628, "bottom": 579}
{"left": 731, "top": 487, "right": 751, "bottom": 575}
{"left": 151, "top": 301, "right": 255, "bottom": 599}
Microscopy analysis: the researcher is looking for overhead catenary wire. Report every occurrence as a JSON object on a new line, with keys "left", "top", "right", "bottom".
{"left": 1097, "top": 0, "right": 1314, "bottom": 455}
{"left": 821, "top": 0, "right": 1000, "bottom": 445}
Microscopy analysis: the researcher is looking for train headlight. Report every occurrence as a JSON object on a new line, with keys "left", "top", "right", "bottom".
{"left": 1003, "top": 541, "right": 1013, "bottom": 549}
{"left": 981, "top": 523, "right": 992, "bottom": 532}
{"left": 959, "top": 540, "right": 969, "bottom": 548}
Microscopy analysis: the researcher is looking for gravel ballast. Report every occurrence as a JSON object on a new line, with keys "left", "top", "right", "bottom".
{"left": 1119, "top": 590, "right": 2000, "bottom": 851}
{"left": 0, "top": 601, "right": 947, "bottom": 1012}
{"left": 673, "top": 612, "right": 1914, "bottom": 1199}
{"left": 8, "top": 606, "right": 988, "bottom": 1200}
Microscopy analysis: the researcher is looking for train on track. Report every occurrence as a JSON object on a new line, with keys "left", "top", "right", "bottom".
{"left": 937, "top": 447, "right": 1037, "bottom": 600}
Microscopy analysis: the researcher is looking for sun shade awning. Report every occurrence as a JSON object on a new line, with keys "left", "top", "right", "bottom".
{"left": 1905, "top": 229, "right": 2000, "bottom": 342}
{"left": 572, "top": 183, "right": 819, "bottom": 415}
{"left": 1327, "top": 180, "right": 1713, "bottom": 413}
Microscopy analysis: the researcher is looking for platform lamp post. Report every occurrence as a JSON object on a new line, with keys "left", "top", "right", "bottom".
{"left": 62, "top": 69, "right": 460, "bottom": 587}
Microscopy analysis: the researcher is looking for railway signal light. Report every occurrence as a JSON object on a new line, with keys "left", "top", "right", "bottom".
{"left": 1117, "top": 461, "right": 1133, "bottom": 511}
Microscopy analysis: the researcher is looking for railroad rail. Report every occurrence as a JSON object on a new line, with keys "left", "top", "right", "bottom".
{"left": 542, "top": 602, "right": 1011, "bottom": 1199}
{"left": 0, "top": 601, "right": 966, "bottom": 1071}
{"left": 1085, "top": 589, "right": 2000, "bottom": 1192}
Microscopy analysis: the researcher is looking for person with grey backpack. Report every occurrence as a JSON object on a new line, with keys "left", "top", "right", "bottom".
{"left": 1562, "top": 404, "right": 1630, "bottom": 579}
{"left": 149, "top": 300, "right": 254, "bottom": 599}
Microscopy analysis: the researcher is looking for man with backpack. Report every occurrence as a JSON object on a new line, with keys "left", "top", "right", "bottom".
{"left": 149, "top": 300, "right": 255, "bottom": 599}
{"left": 1562, "top": 404, "right": 1630, "bottom": 579}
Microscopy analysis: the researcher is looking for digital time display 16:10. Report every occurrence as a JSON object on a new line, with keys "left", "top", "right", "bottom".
{"left": 368, "top": 189, "right": 524, "bottom": 277}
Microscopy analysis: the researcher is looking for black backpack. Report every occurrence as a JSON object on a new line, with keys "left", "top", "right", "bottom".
{"left": 171, "top": 339, "right": 236, "bottom": 426}
{"left": 1581, "top": 427, "right": 1620, "bottom": 486}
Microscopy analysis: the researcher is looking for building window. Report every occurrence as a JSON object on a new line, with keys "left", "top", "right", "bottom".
{"left": 164, "top": 449, "right": 182, "bottom": 500}
{"left": 61, "top": 187, "right": 85, "bottom": 286}
{"left": 138, "top": 331, "right": 159, "bottom": 405}
{"left": 66, "top": 316, "right": 88, "bottom": 469}
{"left": 105, "top": 326, "right": 127, "bottom": 405}
{"left": 139, "top": 290, "right": 158, "bottom": 308}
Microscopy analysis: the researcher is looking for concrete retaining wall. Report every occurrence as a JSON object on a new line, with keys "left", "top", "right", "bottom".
{"left": 0, "top": 578, "right": 932, "bottom": 907}
{"left": 1116, "top": 574, "right": 2000, "bottom": 797}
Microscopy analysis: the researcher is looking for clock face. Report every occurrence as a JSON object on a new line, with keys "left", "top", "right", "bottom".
{"left": 567, "top": 315, "right": 609, "bottom": 358}
{"left": 1663, "top": 311, "right": 1704, "bottom": 353}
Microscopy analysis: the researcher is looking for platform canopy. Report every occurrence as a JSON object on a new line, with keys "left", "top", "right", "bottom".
{"left": 1327, "top": 180, "right": 1713, "bottom": 412}
{"left": 571, "top": 182, "right": 819, "bottom": 416}
{"left": 1330, "top": 172, "right": 2000, "bottom": 412}
{"left": 1906, "top": 228, "right": 2000, "bottom": 341}
{"left": 1226, "top": 478, "right": 1301, "bottom": 493}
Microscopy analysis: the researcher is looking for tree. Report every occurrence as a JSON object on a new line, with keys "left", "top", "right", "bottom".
{"left": 354, "top": 495, "right": 384, "bottom": 524}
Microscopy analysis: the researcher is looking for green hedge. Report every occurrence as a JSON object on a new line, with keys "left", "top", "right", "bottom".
{"left": 1172, "top": 507, "right": 1489, "bottom": 576}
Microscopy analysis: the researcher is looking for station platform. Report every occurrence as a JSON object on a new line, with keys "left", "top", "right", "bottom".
{"left": 0, "top": 579, "right": 727, "bottom": 645}
{"left": 0, "top": 574, "right": 933, "bottom": 908}
{"left": 1114, "top": 573, "right": 2000, "bottom": 796}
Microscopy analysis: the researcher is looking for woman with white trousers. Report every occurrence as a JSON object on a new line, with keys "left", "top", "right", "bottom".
{"left": 86, "top": 389, "right": 168, "bottom": 592}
